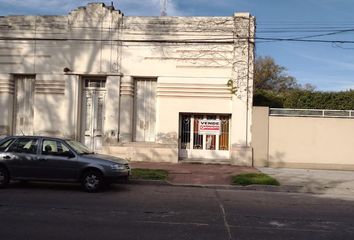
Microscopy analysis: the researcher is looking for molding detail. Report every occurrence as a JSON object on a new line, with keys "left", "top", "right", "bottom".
{"left": 120, "top": 78, "right": 134, "bottom": 96}
{"left": 157, "top": 83, "right": 231, "bottom": 99}
{"left": 0, "top": 79, "right": 14, "bottom": 94}
{"left": 35, "top": 80, "right": 65, "bottom": 95}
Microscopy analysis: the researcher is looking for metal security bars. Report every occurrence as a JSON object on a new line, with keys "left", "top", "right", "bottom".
{"left": 180, "top": 115, "right": 191, "bottom": 150}
{"left": 219, "top": 116, "right": 230, "bottom": 150}
{"left": 270, "top": 108, "right": 354, "bottom": 118}
{"left": 193, "top": 115, "right": 204, "bottom": 149}
{"left": 180, "top": 114, "right": 230, "bottom": 151}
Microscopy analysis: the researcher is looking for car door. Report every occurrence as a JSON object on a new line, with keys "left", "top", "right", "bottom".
{"left": 4, "top": 137, "right": 40, "bottom": 179}
{"left": 38, "top": 139, "right": 79, "bottom": 181}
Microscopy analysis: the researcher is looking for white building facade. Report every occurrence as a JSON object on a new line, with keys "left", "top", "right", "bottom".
{"left": 0, "top": 3, "right": 255, "bottom": 165}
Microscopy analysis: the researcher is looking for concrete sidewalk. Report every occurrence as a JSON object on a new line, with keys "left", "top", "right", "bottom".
{"left": 130, "top": 162, "right": 354, "bottom": 201}
{"left": 130, "top": 162, "right": 258, "bottom": 186}
{"left": 259, "top": 167, "right": 354, "bottom": 200}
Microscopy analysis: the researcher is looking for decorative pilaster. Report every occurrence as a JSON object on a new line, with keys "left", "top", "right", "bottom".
{"left": 103, "top": 76, "right": 120, "bottom": 144}
{"left": 230, "top": 13, "right": 256, "bottom": 166}
{"left": 0, "top": 74, "right": 14, "bottom": 136}
{"left": 119, "top": 76, "right": 134, "bottom": 142}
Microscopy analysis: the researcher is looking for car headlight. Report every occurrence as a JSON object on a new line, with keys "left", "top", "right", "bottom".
{"left": 111, "top": 164, "right": 125, "bottom": 171}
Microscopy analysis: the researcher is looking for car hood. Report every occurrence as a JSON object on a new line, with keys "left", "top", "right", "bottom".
{"left": 82, "top": 153, "right": 129, "bottom": 165}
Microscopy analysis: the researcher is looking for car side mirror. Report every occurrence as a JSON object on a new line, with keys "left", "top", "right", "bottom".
{"left": 65, "top": 152, "right": 75, "bottom": 159}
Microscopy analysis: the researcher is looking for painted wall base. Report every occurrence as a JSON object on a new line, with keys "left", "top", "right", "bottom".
{"left": 102, "top": 143, "right": 178, "bottom": 163}
{"left": 231, "top": 147, "right": 253, "bottom": 166}
{"left": 101, "top": 143, "right": 255, "bottom": 166}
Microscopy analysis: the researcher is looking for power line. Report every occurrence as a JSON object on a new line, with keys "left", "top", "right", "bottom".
{"left": 1, "top": 21, "right": 354, "bottom": 45}
{"left": 2, "top": 20, "right": 354, "bottom": 35}
{"left": 1, "top": 35, "right": 354, "bottom": 45}
{"left": 287, "top": 28, "right": 354, "bottom": 40}
{"left": 256, "top": 37, "right": 354, "bottom": 44}
{"left": 0, "top": 36, "right": 236, "bottom": 44}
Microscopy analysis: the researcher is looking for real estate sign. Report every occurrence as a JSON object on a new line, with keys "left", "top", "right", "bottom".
{"left": 198, "top": 119, "right": 221, "bottom": 135}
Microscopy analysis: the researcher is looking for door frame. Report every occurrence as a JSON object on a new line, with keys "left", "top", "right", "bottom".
{"left": 80, "top": 77, "right": 107, "bottom": 151}
{"left": 178, "top": 113, "right": 231, "bottom": 161}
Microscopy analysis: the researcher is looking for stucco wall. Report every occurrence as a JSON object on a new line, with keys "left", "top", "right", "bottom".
{"left": 252, "top": 106, "right": 354, "bottom": 170}
{"left": 269, "top": 116, "right": 354, "bottom": 169}
{"left": 32, "top": 74, "right": 79, "bottom": 139}
{"left": 251, "top": 107, "right": 269, "bottom": 167}
{"left": 0, "top": 3, "right": 255, "bottom": 164}
{"left": 156, "top": 76, "right": 232, "bottom": 144}
{"left": 0, "top": 3, "right": 123, "bottom": 140}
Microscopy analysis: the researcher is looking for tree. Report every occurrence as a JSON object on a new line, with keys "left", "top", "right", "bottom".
{"left": 254, "top": 56, "right": 314, "bottom": 92}
{"left": 253, "top": 56, "right": 316, "bottom": 107}
{"left": 253, "top": 56, "right": 354, "bottom": 110}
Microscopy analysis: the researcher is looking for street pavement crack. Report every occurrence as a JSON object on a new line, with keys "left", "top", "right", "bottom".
{"left": 215, "top": 189, "right": 233, "bottom": 240}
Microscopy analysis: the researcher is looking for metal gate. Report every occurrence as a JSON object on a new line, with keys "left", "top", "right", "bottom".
{"left": 179, "top": 114, "right": 230, "bottom": 160}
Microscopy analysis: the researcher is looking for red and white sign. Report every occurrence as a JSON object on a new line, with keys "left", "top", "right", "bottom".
{"left": 198, "top": 119, "right": 221, "bottom": 135}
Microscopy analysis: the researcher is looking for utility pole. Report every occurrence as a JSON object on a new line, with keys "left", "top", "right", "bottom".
{"left": 160, "top": 0, "right": 167, "bottom": 16}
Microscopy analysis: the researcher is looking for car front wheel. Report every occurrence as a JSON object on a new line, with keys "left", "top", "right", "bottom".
{"left": 81, "top": 170, "right": 103, "bottom": 192}
{"left": 0, "top": 167, "right": 9, "bottom": 189}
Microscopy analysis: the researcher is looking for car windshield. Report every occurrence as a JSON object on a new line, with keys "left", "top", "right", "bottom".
{"left": 65, "top": 140, "right": 93, "bottom": 155}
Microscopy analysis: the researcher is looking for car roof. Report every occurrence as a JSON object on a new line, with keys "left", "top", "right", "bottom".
{"left": 4, "top": 136, "right": 73, "bottom": 141}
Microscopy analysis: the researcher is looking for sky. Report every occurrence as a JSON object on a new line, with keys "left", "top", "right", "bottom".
{"left": 1, "top": 0, "right": 354, "bottom": 91}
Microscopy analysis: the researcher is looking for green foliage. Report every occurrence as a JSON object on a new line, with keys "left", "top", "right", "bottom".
{"left": 283, "top": 90, "right": 354, "bottom": 110}
{"left": 253, "top": 89, "right": 354, "bottom": 110}
{"left": 253, "top": 89, "right": 284, "bottom": 108}
{"left": 253, "top": 55, "right": 354, "bottom": 110}
{"left": 254, "top": 55, "right": 315, "bottom": 94}
{"left": 232, "top": 173, "right": 280, "bottom": 186}
{"left": 227, "top": 79, "right": 237, "bottom": 94}
{"left": 131, "top": 168, "right": 168, "bottom": 180}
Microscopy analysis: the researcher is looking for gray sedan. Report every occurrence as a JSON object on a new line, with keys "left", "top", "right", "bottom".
{"left": 0, "top": 136, "right": 131, "bottom": 192}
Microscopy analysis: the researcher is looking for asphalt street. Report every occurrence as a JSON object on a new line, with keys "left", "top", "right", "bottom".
{"left": 0, "top": 182, "right": 354, "bottom": 240}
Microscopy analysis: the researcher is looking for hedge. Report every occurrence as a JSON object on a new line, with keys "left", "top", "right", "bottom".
{"left": 253, "top": 89, "right": 354, "bottom": 110}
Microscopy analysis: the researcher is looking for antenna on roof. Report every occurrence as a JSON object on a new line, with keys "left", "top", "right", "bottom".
{"left": 20, "top": 129, "right": 25, "bottom": 136}
{"left": 160, "top": 0, "right": 167, "bottom": 16}
{"left": 107, "top": 1, "right": 115, "bottom": 11}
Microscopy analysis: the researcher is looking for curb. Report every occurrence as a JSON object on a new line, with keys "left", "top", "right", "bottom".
{"left": 128, "top": 179, "right": 170, "bottom": 186}
{"left": 168, "top": 182, "right": 304, "bottom": 193}
{"left": 128, "top": 179, "right": 308, "bottom": 194}
{"left": 128, "top": 180, "right": 354, "bottom": 197}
